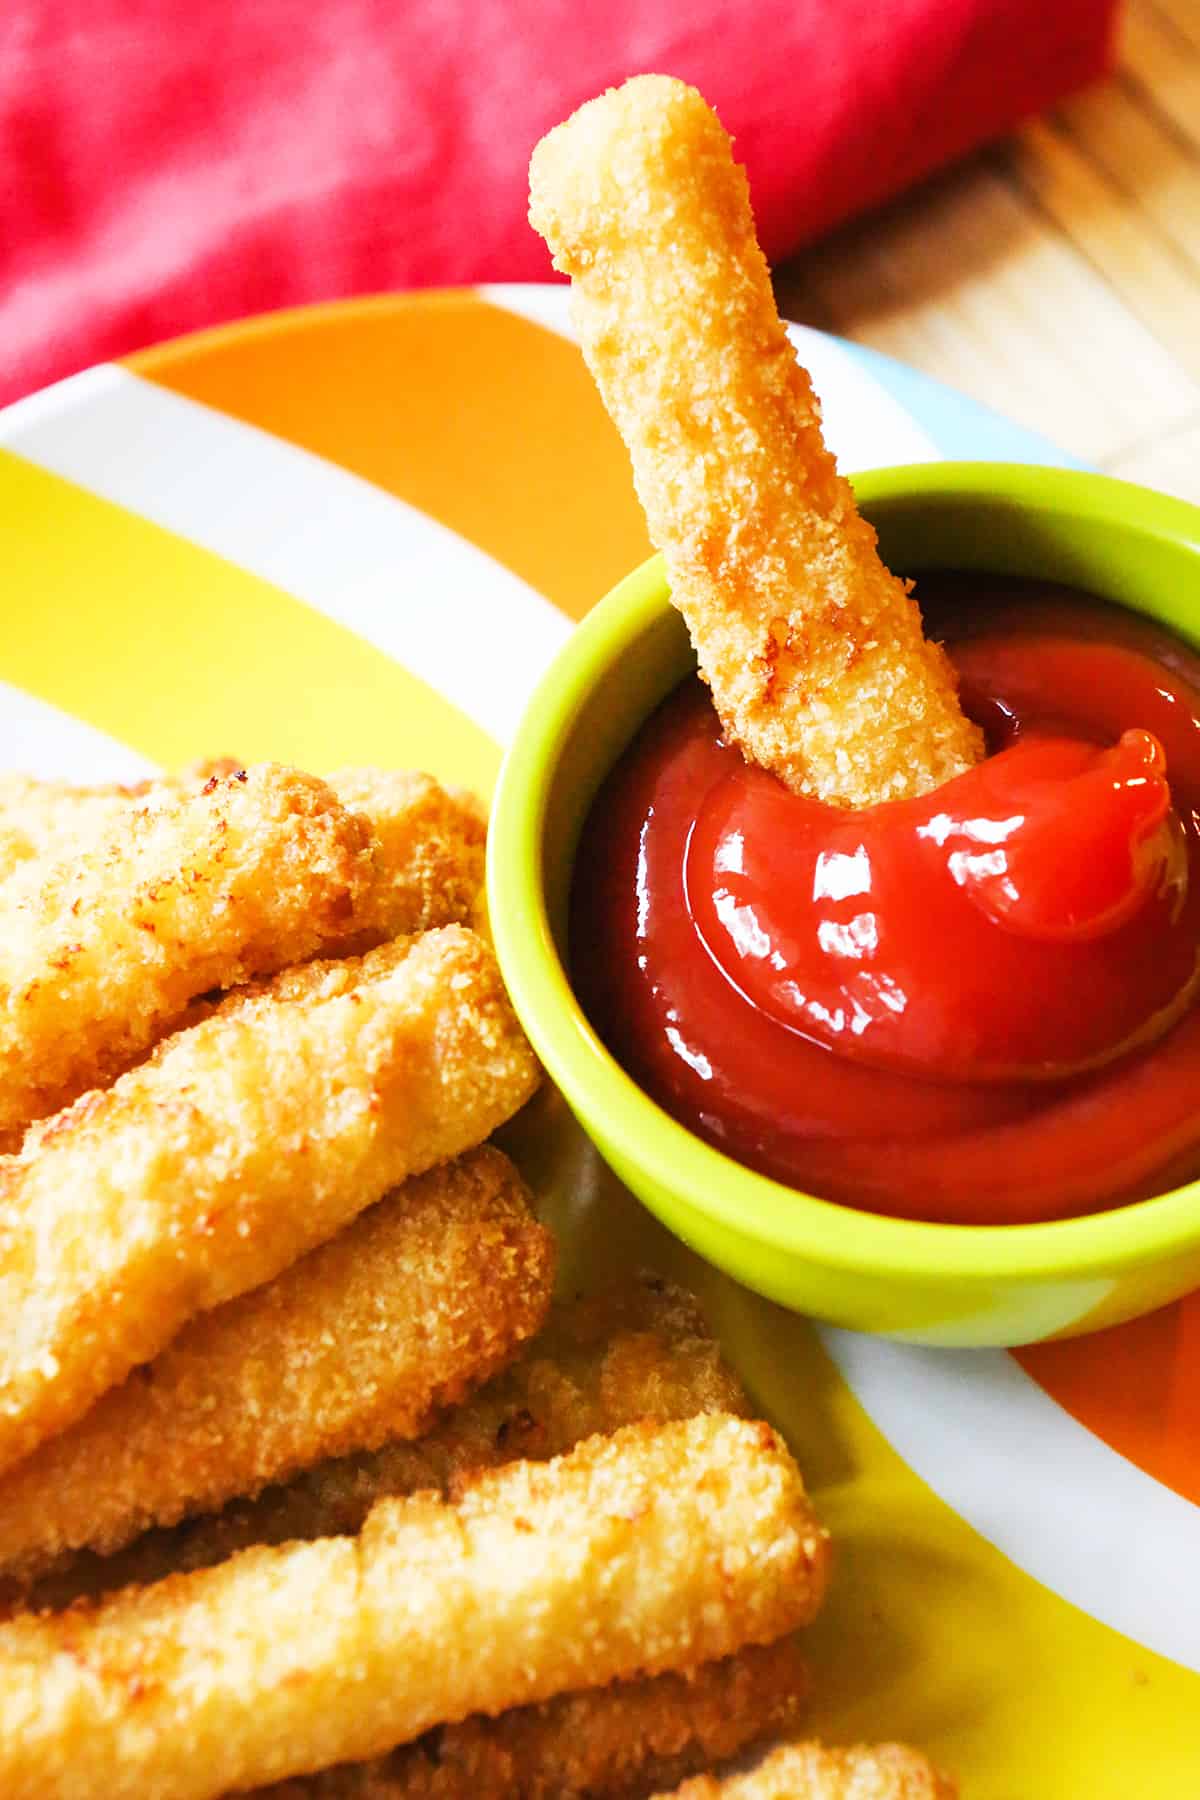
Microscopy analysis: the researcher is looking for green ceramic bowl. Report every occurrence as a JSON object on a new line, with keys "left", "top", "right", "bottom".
{"left": 488, "top": 464, "right": 1200, "bottom": 1346}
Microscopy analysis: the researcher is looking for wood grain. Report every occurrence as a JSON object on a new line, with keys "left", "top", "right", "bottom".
{"left": 774, "top": 0, "right": 1200, "bottom": 501}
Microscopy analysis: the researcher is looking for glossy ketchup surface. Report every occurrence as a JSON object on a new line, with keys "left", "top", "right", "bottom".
{"left": 570, "top": 578, "right": 1200, "bottom": 1224}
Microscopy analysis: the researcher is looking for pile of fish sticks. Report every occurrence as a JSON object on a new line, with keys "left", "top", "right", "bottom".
{"left": 0, "top": 760, "right": 946, "bottom": 1798}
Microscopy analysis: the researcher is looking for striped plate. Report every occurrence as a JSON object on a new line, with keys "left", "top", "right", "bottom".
{"left": 2, "top": 287, "right": 1197, "bottom": 1794}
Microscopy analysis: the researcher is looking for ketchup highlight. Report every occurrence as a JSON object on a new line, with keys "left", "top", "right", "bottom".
{"left": 571, "top": 578, "right": 1200, "bottom": 1225}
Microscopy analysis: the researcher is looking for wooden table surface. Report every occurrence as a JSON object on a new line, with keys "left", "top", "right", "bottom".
{"left": 773, "top": 0, "right": 1200, "bottom": 502}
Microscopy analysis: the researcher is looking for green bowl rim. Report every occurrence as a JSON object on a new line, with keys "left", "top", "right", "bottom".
{"left": 488, "top": 462, "right": 1200, "bottom": 1285}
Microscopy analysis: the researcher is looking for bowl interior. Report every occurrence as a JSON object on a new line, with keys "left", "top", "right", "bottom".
{"left": 492, "top": 464, "right": 1200, "bottom": 1312}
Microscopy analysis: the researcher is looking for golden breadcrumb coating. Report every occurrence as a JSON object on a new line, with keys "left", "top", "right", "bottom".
{"left": 0, "top": 762, "right": 487, "bottom": 943}
{"left": 164, "top": 928, "right": 426, "bottom": 1035}
{"left": 257, "top": 1636, "right": 809, "bottom": 1800}
{"left": 0, "top": 773, "right": 123, "bottom": 877}
{"left": 0, "top": 764, "right": 376, "bottom": 1142}
{"left": 0, "top": 927, "right": 540, "bottom": 1477}
{"left": 10, "top": 1273, "right": 745, "bottom": 1611}
{"left": 0, "top": 1415, "right": 829, "bottom": 1800}
{"left": 653, "top": 1740, "right": 957, "bottom": 1799}
{"left": 0, "top": 760, "right": 240, "bottom": 881}
{"left": 528, "top": 76, "right": 983, "bottom": 807}
{"left": 323, "top": 769, "right": 487, "bottom": 950}
{"left": 0, "top": 1146, "right": 553, "bottom": 1581}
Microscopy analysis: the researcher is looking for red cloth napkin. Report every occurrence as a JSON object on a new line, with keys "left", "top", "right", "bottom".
{"left": 2, "top": 0, "right": 1116, "bottom": 408}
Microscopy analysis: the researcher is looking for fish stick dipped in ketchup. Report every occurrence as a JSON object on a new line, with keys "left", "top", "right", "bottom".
{"left": 529, "top": 74, "right": 984, "bottom": 809}
{"left": 530, "top": 78, "right": 1200, "bottom": 1225}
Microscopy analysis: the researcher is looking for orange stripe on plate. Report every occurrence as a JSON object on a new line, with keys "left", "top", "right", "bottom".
{"left": 128, "top": 292, "right": 652, "bottom": 623}
{"left": 1017, "top": 1292, "right": 1200, "bottom": 1507}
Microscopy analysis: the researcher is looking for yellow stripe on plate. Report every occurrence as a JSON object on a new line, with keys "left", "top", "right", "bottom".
{"left": 0, "top": 453, "right": 499, "bottom": 793}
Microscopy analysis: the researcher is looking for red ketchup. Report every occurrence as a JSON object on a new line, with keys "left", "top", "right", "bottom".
{"left": 571, "top": 578, "right": 1200, "bottom": 1224}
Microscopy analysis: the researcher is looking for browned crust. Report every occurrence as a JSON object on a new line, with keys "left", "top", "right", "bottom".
{"left": 0, "top": 764, "right": 375, "bottom": 1141}
{"left": 322, "top": 769, "right": 487, "bottom": 951}
{"left": 7, "top": 1273, "right": 745, "bottom": 1613}
{"left": 0, "top": 1416, "right": 830, "bottom": 1800}
{"left": 0, "top": 927, "right": 540, "bottom": 1476}
{"left": 0, "top": 1146, "right": 553, "bottom": 1581}
{"left": 0, "top": 763, "right": 488, "bottom": 1143}
{"left": 256, "top": 1637, "right": 809, "bottom": 1800}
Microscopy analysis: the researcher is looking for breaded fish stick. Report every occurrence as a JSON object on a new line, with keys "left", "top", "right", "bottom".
{"left": 11, "top": 1274, "right": 745, "bottom": 1609}
{"left": 652, "top": 1740, "right": 957, "bottom": 1799}
{"left": 25, "top": 1274, "right": 743, "bottom": 1606}
{"left": 0, "top": 764, "right": 487, "bottom": 944}
{"left": 257, "top": 1636, "right": 809, "bottom": 1800}
{"left": 529, "top": 77, "right": 982, "bottom": 807}
{"left": 0, "top": 1414, "right": 828, "bottom": 1800}
{"left": 0, "top": 764, "right": 375, "bottom": 1140}
{"left": 0, "top": 1147, "right": 553, "bottom": 1581}
{"left": 0, "top": 927, "right": 540, "bottom": 1476}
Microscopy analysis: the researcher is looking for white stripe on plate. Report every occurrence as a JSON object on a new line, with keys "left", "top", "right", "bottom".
{"left": 0, "top": 683, "right": 156, "bottom": 783}
{"left": 479, "top": 282, "right": 581, "bottom": 341}
{"left": 1, "top": 365, "right": 572, "bottom": 748}
{"left": 821, "top": 1327, "right": 1200, "bottom": 1671}
{"left": 479, "top": 284, "right": 941, "bottom": 470}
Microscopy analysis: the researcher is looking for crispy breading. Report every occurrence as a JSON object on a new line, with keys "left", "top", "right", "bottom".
{"left": 12, "top": 1274, "right": 746, "bottom": 1609}
{"left": 0, "top": 1146, "right": 553, "bottom": 1581}
{"left": 529, "top": 76, "right": 983, "bottom": 807}
{"left": 0, "top": 764, "right": 486, "bottom": 1140}
{"left": 0, "top": 763, "right": 487, "bottom": 942}
{"left": 323, "top": 769, "right": 487, "bottom": 950}
{"left": 0, "top": 760, "right": 241, "bottom": 881}
{"left": 256, "top": 1636, "right": 809, "bottom": 1800}
{"left": 0, "top": 927, "right": 540, "bottom": 1477}
{"left": 0, "top": 764, "right": 376, "bottom": 1141}
{"left": 164, "top": 928, "right": 422, "bottom": 1036}
{"left": 0, "top": 1414, "right": 829, "bottom": 1800}
{"left": 652, "top": 1741, "right": 957, "bottom": 1799}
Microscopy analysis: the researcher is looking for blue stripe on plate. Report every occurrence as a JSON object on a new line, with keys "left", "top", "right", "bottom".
{"left": 841, "top": 340, "right": 1086, "bottom": 470}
